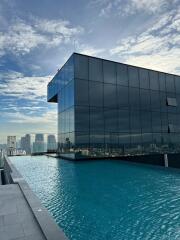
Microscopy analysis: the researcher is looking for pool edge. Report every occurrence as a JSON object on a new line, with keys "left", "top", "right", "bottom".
{"left": 3, "top": 155, "right": 68, "bottom": 240}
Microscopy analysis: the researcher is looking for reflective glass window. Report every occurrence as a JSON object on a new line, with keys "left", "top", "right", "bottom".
{"left": 160, "top": 92, "right": 167, "bottom": 112}
{"left": 149, "top": 71, "right": 159, "bottom": 90}
{"left": 90, "top": 132, "right": 104, "bottom": 149}
{"left": 141, "top": 133, "right": 152, "bottom": 152}
{"left": 159, "top": 73, "right": 166, "bottom": 92}
{"left": 130, "top": 110, "right": 141, "bottom": 133}
{"left": 141, "top": 111, "right": 152, "bottom": 133}
{"left": 117, "top": 86, "right": 129, "bottom": 108}
{"left": 105, "top": 133, "right": 119, "bottom": 149}
{"left": 118, "top": 109, "right": 130, "bottom": 132}
{"left": 89, "top": 57, "right": 103, "bottom": 82}
{"left": 89, "top": 81, "right": 103, "bottom": 107}
{"left": 117, "top": 64, "right": 128, "bottom": 86}
{"left": 161, "top": 112, "right": 168, "bottom": 133}
{"left": 151, "top": 111, "right": 161, "bottom": 133}
{"left": 175, "top": 76, "right": 180, "bottom": 94}
{"left": 167, "top": 97, "right": 177, "bottom": 107}
{"left": 140, "top": 89, "right": 151, "bottom": 110}
{"left": 103, "top": 60, "right": 116, "bottom": 84}
{"left": 139, "top": 68, "right": 149, "bottom": 89}
{"left": 128, "top": 66, "right": 139, "bottom": 87}
{"left": 75, "top": 79, "right": 89, "bottom": 106}
{"left": 75, "top": 132, "right": 89, "bottom": 148}
{"left": 118, "top": 134, "right": 131, "bottom": 154}
{"left": 69, "top": 107, "right": 74, "bottom": 132}
{"left": 74, "top": 54, "right": 88, "bottom": 80}
{"left": 75, "top": 106, "right": 89, "bottom": 132}
{"left": 151, "top": 90, "right": 160, "bottom": 110}
{"left": 166, "top": 74, "right": 175, "bottom": 93}
{"left": 129, "top": 87, "right": 140, "bottom": 109}
{"left": 176, "top": 94, "right": 180, "bottom": 113}
{"left": 104, "top": 108, "right": 118, "bottom": 132}
{"left": 168, "top": 124, "right": 175, "bottom": 133}
{"left": 131, "top": 134, "right": 142, "bottom": 153}
{"left": 104, "top": 83, "right": 117, "bottom": 108}
{"left": 90, "top": 107, "right": 104, "bottom": 133}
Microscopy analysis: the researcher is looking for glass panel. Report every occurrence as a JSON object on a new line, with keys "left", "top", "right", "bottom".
{"left": 118, "top": 109, "right": 130, "bottom": 133}
{"left": 151, "top": 90, "right": 160, "bottom": 111}
{"left": 139, "top": 68, "right": 149, "bottom": 89}
{"left": 118, "top": 133, "right": 131, "bottom": 155}
{"left": 90, "top": 107, "right": 104, "bottom": 133}
{"left": 130, "top": 110, "right": 141, "bottom": 133}
{"left": 149, "top": 70, "right": 159, "bottom": 90}
{"left": 128, "top": 66, "right": 139, "bottom": 87}
{"left": 160, "top": 92, "right": 167, "bottom": 112}
{"left": 117, "top": 85, "right": 129, "bottom": 108}
{"left": 75, "top": 79, "right": 89, "bottom": 106}
{"left": 175, "top": 76, "right": 180, "bottom": 94}
{"left": 152, "top": 133, "right": 162, "bottom": 153}
{"left": 141, "top": 111, "right": 152, "bottom": 133}
{"left": 130, "top": 134, "right": 142, "bottom": 154}
{"left": 176, "top": 94, "right": 180, "bottom": 113}
{"left": 104, "top": 83, "right": 117, "bottom": 108}
{"left": 75, "top": 132, "right": 89, "bottom": 148}
{"left": 75, "top": 106, "right": 89, "bottom": 132}
{"left": 151, "top": 111, "right": 161, "bottom": 133}
{"left": 89, "top": 81, "right": 103, "bottom": 107}
{"left": 141, "top": 133, "right": 152, "bottom": 153}
{"left": 116, "top": 63, "right": 128, "bottom": 86}
{"left": 90, "top": 132, "right": 104, "bottom": 148}
{"left": 104, "top": 133, "right": 119, "bottom": 154}
{"left": 167, "top": 97, "right": 177, "bottom": 107}
{"left": 159, "top": 72, "right": 166, "bottom": 92}
{"left": 161, "top": 112, "right": 168, "bottom": 133}
{"left": 74, "top": 54, "right": 88, "bottom": 80}
{"left": 103, "top": 60, "right": 116, "bottom": 84}
{"left": 140, "top": 89, "right": 151, "bottom": 110}
{"left": 129, "top": 87, "right": 140, "bottom": 110}
{"left": 89, "top": 57, "right": 103, "bottom": 82}
{"left": 166, "top": 74, "right": 175, "bottom": 93}
{"left": 104, "top": 108, "right": 118, "bottom": 132}
{"left": 69, "top": 107, "right": 74, "bottom": 132}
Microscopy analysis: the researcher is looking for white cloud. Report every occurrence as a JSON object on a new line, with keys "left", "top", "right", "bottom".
{"left": 0, "top": 70, "right": 52, "bottom": 100}
{"left": 91, "top": 0, "right": 179, "bottom": 17}
{"left": 110, "top": 8, "right": 180, "bottom": 75}
{"left": 4, "top": 110, "right": 57, "bottom": 125}
{"left": 0, "top": 17, "right": 83, "bottom": 56}
{"left": 77, "top": 44, "right": 105, "bottom": 56}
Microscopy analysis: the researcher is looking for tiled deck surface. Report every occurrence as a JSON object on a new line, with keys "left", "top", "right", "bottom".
{"left": 0, "top": 184, "right": 46, "bottom": 240}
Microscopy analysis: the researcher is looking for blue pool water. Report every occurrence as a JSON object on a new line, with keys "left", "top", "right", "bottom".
{"left": 10, "top": 156, "right": 180, "bottom": 240}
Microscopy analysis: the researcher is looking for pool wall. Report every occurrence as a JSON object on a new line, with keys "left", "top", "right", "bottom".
{"left": 3, "top": 156, "right": 68, "bottom": 240}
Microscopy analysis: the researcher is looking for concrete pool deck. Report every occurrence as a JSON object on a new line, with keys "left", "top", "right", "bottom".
{"left": 1, "top": 156, "right": 68, "bottom": 240}
{"left": 0, "top": 184, "right": 45, "bottom": 240}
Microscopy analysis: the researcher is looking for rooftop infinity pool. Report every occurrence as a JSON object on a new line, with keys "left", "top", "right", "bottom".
{"left": 10, "top": 156, "right": 180, "bottom": 240}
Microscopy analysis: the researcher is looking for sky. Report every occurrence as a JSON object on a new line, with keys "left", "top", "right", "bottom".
{"left": 0, "top": 0, "right": 180, "bottom": 143}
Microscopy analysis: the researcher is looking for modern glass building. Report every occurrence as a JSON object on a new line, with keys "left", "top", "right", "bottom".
{"left": 47, "top": 53, "right": 180, "bottom": 159}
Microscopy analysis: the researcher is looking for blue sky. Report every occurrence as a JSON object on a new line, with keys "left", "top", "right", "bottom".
{"left": 0, "top": 0, "right": 180, "bottom": 143}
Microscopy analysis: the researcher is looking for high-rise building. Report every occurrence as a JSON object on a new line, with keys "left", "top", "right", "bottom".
{"left": 47, "top": 135, "right": 57, "bottom": 152}
{"left": 20, "top": 134, "right": 31, "bottom": 155}
{"left": 7, "top": 136, "right": 16, "bottom": 156}
{"left": 47, "top": 53, "right": 180, "bottom": 160}
{"left": 33, "top": 134, "right": 45, "bottom": 154}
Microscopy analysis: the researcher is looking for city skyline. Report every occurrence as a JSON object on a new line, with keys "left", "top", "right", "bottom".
{"left": 0, "top": 0, "right": 180, "bottom": 143}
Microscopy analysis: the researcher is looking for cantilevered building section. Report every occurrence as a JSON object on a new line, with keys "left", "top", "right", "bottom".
{"left": 47, "top": 53, "right": 180, "bottom": 160}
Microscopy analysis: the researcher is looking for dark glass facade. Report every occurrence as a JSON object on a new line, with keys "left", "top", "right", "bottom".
{"left": 48, "top": 53, "right": 180, "bottom": 159}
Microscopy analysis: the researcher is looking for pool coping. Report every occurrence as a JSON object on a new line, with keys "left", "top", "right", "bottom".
{"left": 3, "top": 156, "right": 68, "bottom": 240}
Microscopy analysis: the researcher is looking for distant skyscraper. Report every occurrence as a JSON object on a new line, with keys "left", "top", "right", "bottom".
{"left": 21, "top": 134, "right": 31, "bottom": 155}
{"left": 7, "top": 136, "right": 16, "bottom": 156}
{"left": 47, "top": 135, "right": 57, "bottom": 152}
{"left": 33, "top": 134, "right": 45, "bottom": 153}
